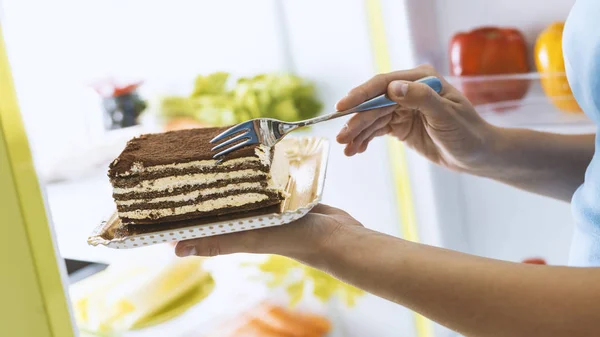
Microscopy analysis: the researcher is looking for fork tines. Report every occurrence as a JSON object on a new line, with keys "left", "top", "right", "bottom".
{"left": 209, "top": 122, "right": 255, "bottom": 159}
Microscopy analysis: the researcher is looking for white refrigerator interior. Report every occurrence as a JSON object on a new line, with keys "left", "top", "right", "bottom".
{"left": 2, "top": 0, "right": 584, "bottom": 336}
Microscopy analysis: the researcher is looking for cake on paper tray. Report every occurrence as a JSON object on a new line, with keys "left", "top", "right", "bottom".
{"left": 89, "top": 125, "right": 328, "bottom": 249}
{"left": 108, "top": 127, "right": 290, "bottom": 225}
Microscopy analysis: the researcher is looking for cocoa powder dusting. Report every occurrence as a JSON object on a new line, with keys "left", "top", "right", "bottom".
{"left": 108, "top": 126, "right": 259, "bottom": 178}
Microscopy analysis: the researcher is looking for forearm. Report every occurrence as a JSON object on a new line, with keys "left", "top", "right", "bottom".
{"left": 471, "top": 128, "right": 595, "bottom": 201}
{"left": 303, "top": 225, "right": 600, "bottom": 337}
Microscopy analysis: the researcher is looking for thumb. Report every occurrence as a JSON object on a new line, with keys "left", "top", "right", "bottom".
{"left": 387, "top": 80, "right": 445, "bottom": 115}
{"left": 310, "top": 203, "right": 349, "bottom": 216}
{"left": 174, "top": 229, "right": 268, "bottom": 257}
{"left": 174, "top": 220, "right": 308, "bottom": 257}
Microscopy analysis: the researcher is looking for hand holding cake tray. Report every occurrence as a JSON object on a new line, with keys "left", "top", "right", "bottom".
{"left": 88, "top": 76, "right": 443, "bottom": 249}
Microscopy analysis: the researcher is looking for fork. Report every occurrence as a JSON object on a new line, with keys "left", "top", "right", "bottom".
{"left": 210, "top": 76, "right": 443, "bottom": 159}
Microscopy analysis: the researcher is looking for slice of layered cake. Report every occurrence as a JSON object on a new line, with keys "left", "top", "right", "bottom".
{"left": 108, "top": 127, "right": 290, "bottom": 225}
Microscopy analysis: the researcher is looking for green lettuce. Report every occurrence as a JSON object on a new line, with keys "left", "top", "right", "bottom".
{"left": 158, "top": 72, "right": 322, "bottom": 127}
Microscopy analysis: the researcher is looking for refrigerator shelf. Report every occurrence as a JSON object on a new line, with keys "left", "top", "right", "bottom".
{"left": 446, "top": 72, "right": 594, "bottom": 131}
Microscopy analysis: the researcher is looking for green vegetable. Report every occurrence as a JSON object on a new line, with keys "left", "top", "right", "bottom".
{"left": 243, "top": 255, "right": 364, "bottom": 307}
{"left": 159, "top": 96, "right": 197, "bottom": 119}
{"left": 158, "top": 72, "right": 322, "bottom": 126}
{"left": 190, "top": 72, "right": 230, "bottom": 97}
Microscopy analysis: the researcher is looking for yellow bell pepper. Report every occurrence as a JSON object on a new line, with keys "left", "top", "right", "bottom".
{"left": 535, "top": 22, "right": 582, "bottom": 113}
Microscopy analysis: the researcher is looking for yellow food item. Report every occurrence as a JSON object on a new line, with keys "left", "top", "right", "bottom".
{"left": 245, "top": 255, "right": 364, "bottom": 307}
{"left": 71, "top": 265, "right": 147, "bottom": 330}
{"left": 535, "top": 22, "right": 582, "bottom": 113}
{"left": 70, "top": 257, "right": 214, "bottom": 333}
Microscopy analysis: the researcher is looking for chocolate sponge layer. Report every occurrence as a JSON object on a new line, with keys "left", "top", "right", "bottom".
{"left": 116, "top": 188, "right": 282, "bottom": 212}
{"left": 119, "top": 197, "right": 282, "bottom": 225}
{"left": 110, "top": 161, "right": 268, "bottom": 187}
{"left": 112, "top": 178, "right": 269, "bottom": 201}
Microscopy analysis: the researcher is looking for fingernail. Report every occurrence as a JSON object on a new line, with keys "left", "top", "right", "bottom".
{"left": 177, "top": 246, "right": 197, "bottom": 257}
{"left": 390, "top": 81, "right": 408, "bottom": 97}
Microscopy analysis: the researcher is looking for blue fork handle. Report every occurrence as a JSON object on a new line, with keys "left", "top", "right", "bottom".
{"left": 297, "top": 76, "right": 443, "bottom": 127}
{"left": 346, "top": 76, "right": 443, "bottom": 114}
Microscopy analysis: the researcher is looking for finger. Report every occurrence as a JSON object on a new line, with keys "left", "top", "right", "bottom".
{"left": 387, "top": 80, "right": 447, "bottom": 117}
{"left": 357, "top": 127, "right": 390, "bottom": 153}
{"left": 344, "top": 114, "right": 391, "bottom": 156}
{"left": 336, "top": 73, "right": 389, "bottom": 111}
{"left": 174, "top": 202, "right": 353, "bottom": 257}
{"left": 175, "top": 232, "right": 242, "bottom": 257}
{"left": 174, "top": 210, "right": 330, "bottom": 257}
{"left": 345, "top": 107, "right": 416, "bottom": 155}
{"left": 336, "top": 105, "right": 395, "bottom": 144}
{"left": 350, "top": 114, "right": 392, "bottom": 150}
{"left": 336, "top": 65, "right": 440, "bottom": 111}
{"left": 390, "top": 108, "right": 419, "bottom": 141}
{"left": 174, "top": 226, "right": 275, "bottom": 257}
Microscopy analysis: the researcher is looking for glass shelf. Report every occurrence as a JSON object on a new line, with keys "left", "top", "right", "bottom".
{"left": 446, "top": 72, "right": 594, "bottom": 130}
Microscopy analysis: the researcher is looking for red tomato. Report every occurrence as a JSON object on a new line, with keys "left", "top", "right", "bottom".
{"left": 449, "top": 27, "right": 530, "bottom": 108}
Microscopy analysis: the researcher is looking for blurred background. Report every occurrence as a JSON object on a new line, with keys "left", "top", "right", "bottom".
{"left": 1, "top": 0, "right": 587, "bottom": 336}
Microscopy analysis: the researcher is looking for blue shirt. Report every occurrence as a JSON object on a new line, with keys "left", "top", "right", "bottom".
{"left": 564, "top": 0, "right": 600, "bottom": 266}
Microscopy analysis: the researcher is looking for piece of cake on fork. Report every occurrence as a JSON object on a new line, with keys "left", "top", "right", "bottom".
{"left": 108, "top": 127, "right": 290, "bottom": 225}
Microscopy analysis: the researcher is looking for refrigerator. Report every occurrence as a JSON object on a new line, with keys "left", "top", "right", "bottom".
{"left": 0, "top": 0, "right": 585, "bottom": 336}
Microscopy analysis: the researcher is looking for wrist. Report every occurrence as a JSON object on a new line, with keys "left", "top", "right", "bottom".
{"left": 461, "top": 124, "right": 512, "bottom": 177}
{"left": 291, "top": 223, "right": 366, "bottom": 270}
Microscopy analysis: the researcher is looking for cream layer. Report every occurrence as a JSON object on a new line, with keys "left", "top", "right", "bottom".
{"left": 119, "top": 193, "right": 269, "bottom": 219}
{"left": 112, "top": 169, "right": 266, "bottom": 195}
{"left": 116, "top": 145, "right": 271, "bottom": 177}
{"left": 115, "top": 182, "right": 264, "bottom": 206}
